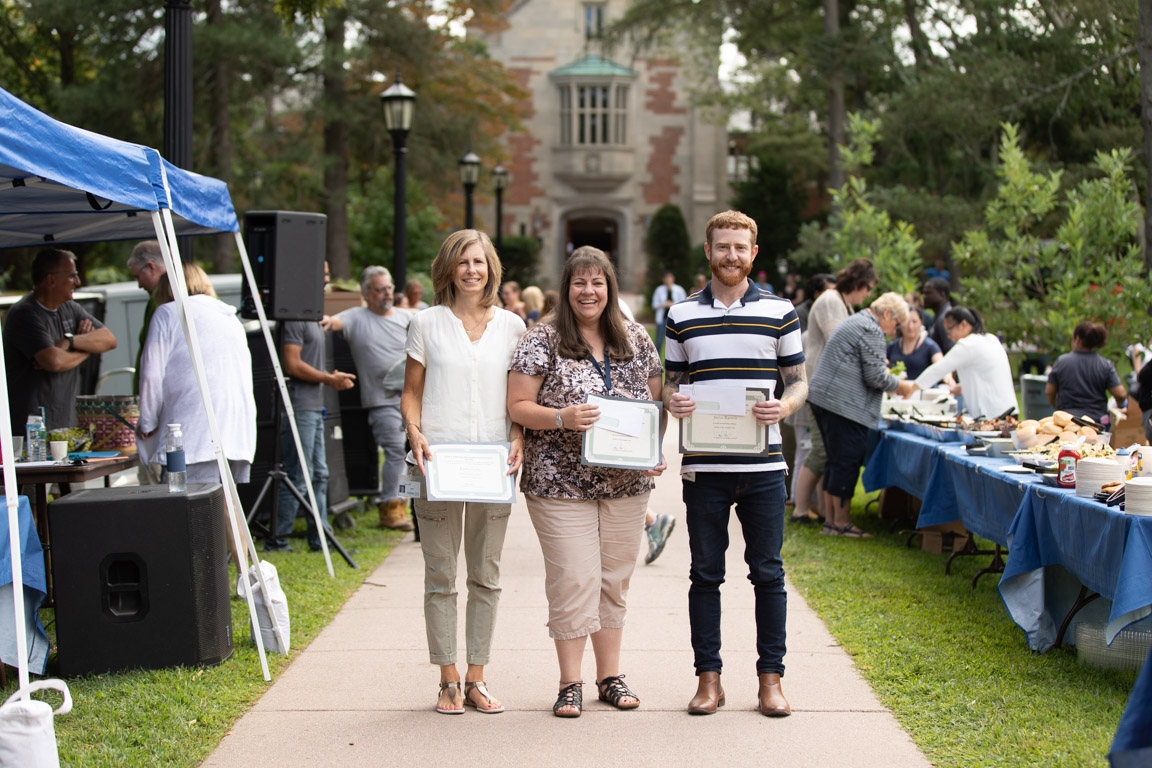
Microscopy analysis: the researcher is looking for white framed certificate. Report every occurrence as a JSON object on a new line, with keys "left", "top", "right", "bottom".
{"left": 679, "top": 387, "right": 771, "bottom": 456}
{"left": 580, "top": 395, "right": 663, "bottom": 471}
{"left": 425, "top": 442, "right": 517, "bottom": 503}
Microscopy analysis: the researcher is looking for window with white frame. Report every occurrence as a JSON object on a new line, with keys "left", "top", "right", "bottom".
{"left": 558, "top": 82, "right": 629, "bottom": 146}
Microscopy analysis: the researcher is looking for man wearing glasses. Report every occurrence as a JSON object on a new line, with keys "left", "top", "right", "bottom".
{"left": 4, "top": 247, "right": 117, "bottom": 431}
{"left": 327, "top": 266, "right": 414, "bottom": 531}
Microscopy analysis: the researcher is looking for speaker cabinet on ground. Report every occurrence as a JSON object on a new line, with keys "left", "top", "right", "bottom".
{"left": 241, "top": 210, "right": 327, "bottom": 321}
{"left": 48, "top": 484, "right": 233, "bottom": 676}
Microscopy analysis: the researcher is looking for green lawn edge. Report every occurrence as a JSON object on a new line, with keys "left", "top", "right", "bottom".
{"left": 783, "top": 489, "right": 1138, "bottom": 768}
{"left": 2, "top": 508, "right": 404, "bottom": 768}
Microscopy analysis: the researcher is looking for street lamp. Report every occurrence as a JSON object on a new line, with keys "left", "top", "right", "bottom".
{"left": 459, "top": 151, "right": 481, "bottom": 229}
{"left": 492, "top": 165, "right": 508, "bottom": 251}
{"left": 381, "top": 71, "right": 416, "bottom": 289}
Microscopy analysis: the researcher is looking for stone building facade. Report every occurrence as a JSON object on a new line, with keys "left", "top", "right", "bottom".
{"left": 478, "top": 0, "right": 730, "bottom": 292}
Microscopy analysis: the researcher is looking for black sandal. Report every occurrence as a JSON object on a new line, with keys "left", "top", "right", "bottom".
{"left": 597, "top": 674, "right": 640, "bottom": 709}
{"left": 553, "top": 681, "right": 583, "bottom": 718}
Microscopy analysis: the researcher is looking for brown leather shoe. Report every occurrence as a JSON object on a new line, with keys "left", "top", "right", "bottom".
{"left": 757, "top": 672, "right": 791, "bottom": 717}
{"left": 687, "top": 671, "right": 725, "bottom": 715}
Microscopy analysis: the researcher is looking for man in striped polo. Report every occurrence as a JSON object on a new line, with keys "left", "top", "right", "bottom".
{"left": 663, "top": 210, "right": 807, "bottom": 718}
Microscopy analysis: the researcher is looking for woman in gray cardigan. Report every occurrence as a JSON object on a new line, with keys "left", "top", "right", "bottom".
{"left": 807, "top": 293, "right": 916, "bottom": 537}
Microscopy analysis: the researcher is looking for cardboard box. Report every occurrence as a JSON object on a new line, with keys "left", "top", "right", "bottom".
{"left": 917, "top": 521, "right": 969, "bottom": 554}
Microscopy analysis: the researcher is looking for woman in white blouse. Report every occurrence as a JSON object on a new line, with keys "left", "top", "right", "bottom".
{"left": 400, "top": 230, "right": 526, "bottom": 716}
{"left": 137, "top": 262, "right": 256, "bottom": 484}
{"left": 911, "top": 306, "right": 1017, "bottom": 419}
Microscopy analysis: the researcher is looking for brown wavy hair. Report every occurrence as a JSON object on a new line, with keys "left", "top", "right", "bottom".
{"left": 550, "top": 246, "right": 635, "bottom": 363}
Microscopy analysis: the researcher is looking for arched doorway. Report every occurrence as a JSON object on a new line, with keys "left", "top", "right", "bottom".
{"left": 566, "top": 215, "right": 619, "bottom": 264}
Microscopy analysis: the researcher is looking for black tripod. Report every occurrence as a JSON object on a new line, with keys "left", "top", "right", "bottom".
{"left": 245, "top": 324, "right": 357, "bottom": 568}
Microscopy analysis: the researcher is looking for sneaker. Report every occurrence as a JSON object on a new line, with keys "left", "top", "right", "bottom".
{"left": 645, "top": 514, "right": 676, "bottom": 565}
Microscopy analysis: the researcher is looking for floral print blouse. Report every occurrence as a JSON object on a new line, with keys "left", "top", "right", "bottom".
{"left": 510, "top": 321, "right": 663, "bottom": 500}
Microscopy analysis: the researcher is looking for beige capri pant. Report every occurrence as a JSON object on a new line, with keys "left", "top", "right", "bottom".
{"left": 414, "top": 499, "right": 512, "bottom": 666}
{"left": 525, "top": 492, "right": 649, "bottom": 640}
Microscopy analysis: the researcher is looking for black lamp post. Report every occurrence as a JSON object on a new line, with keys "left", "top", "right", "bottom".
{"left": 381, "top": 72, "right": 416, "bottom": 289}
{"left": 493, "top": 165, "right": 508, "bottom": 251}
{"left": 165, "top": 0, "right": 193, "bottom": 262}
{"left": 459, "top": 151, "right": 481, "bottom": 230}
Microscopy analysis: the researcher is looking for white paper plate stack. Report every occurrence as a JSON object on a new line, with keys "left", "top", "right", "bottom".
{"left": 1124, "top": 478, "right": 1152, "bottom": 516}
{"left": 1076, "top": 458, "right": 1124, "bottom": 498}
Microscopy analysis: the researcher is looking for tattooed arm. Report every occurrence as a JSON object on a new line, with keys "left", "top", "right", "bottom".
{"left": 662, "top": 368, "right": 695, "bottom": 418}
{"left": 751, "top": 362, "right": 808, "bottom": 425}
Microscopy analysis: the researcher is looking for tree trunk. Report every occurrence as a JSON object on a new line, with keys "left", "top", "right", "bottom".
{"left": 205, "top": 0, "right": 235, "bottom": 272}
{"left": 902, "top": 0, "right": 933, "bottom": 70}
{"left": 1139, "top": 0, "right": 1152, "bottom": 276}
{"left": 322, "top": 10, "right": 350, "bottom": 281}
{"left": 824, "top": 0, "right": 845, "bottom": 195}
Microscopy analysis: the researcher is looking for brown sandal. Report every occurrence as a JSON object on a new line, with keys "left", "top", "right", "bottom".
{"left": 435, "top": 681, "right": 464, "bottom": 715}
{"left": 463, "top": 681, "right": 505, "bottom": 714}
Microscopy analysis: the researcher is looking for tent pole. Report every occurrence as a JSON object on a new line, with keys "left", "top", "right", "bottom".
{"left": 232, "top": 229, "right": 335, "bottom": 577}
{"left": 151, "top": 211, "right": 273, "bottom": 680}
{"left": 0, "top": 338, "right": 31, "bottom": 694}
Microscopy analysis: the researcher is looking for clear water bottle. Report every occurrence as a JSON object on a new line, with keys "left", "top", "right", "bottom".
{"left": 165, "top": 423, "right": 187, "bottom": 493}
{"left": 26, "top": 414, "right": 46, "bottom": 462}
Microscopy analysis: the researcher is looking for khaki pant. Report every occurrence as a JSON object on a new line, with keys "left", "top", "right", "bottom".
{"left": 414, "top": 500, "right": 512, "bottom": 666}
{"left": 525, "top": 492, "right": 649, "bottom": 640}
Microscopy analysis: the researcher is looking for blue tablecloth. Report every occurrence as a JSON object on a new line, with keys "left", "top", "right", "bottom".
{"left": 0, "top": 494, "right": 49, "bottom": 674}
{"left": 999, "top": 485, "right": 1152, "bottom": 651}
{"left": 863, "top": 428, "right": 1152, "bottom": 653}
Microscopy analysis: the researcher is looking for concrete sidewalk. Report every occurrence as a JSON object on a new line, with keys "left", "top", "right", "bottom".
{"left": 204, "top": 434, "right": 930, "bottom": 768}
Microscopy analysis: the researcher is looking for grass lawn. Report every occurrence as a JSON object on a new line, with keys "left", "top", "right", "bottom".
{"left": 783, "top": 490, "right": 1139, "bottom": 768}
{"left": 0, "top": 506, "right": 404, "bottom": 768}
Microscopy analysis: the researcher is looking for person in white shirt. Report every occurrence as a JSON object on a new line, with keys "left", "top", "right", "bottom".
{"left": 400, "top": 230, "right": 526, "bottom": 716}
{"left": 910, "top": 306, "right": 1017, "bottom": 419}
{"left": 137, "top": 263, "right": 256, "bottom": 484}
{"left": 651, "top": 271, "right": 687, "bottom": 352}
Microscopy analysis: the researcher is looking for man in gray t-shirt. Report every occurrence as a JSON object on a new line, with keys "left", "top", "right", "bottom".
{"left": 328, "top": 266, "right": 414, "bottom": 531}
{"left": 4, "top": 248, "right": 117, "bottom": 430}
{"left": 267, "top": 319, "right": 356, "bottom": 552}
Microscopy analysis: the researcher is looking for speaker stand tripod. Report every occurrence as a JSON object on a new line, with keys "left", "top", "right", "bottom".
{"left": 245, "top": 324, "right": 357, "bottom": 568}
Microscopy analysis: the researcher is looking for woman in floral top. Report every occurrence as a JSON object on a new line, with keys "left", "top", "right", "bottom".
{"left": 508, "top": 246, "right": 666, "bottom": 718}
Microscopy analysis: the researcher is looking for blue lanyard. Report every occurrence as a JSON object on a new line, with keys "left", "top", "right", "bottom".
{"left": 589, "top": 354, "right": 612, "bottom": 393}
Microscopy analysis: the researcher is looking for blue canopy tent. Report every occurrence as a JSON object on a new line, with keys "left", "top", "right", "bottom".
{"left": 0, "top": 86, "right": 308, "bottom": 696}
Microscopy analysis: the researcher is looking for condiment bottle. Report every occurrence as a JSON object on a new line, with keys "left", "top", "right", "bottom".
{"left": 1115, "top": 446, "right": 1131, "bottom": 480}
{"left": 1057, "top": 443, "right": 1080, "bottom": 488}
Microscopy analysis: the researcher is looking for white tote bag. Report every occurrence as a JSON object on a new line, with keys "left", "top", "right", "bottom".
{"left": 236, "top": 560, "right": 291, "bottom": 654}
{"left": 0, "top": 678, "right": 72, "bottom": 768}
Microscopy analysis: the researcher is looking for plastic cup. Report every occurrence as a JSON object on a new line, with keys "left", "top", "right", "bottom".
{"left": 50, "top": 440, "right": 68, "bottom": 462}
{"left": 11, "top": 436, "right": 23, "bottom": 459}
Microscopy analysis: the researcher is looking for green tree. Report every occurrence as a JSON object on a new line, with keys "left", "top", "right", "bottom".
{"left": 952, "top": 123, "right": 1152, "bottom": 361}
{"left": 730, "top": 155, "right": 805, "bottom": 280}
{"left": 496, "top": 235, "right": 541, "bottom": 289}
{"left": 644, "top": 204, "right": 693, "bottom": 295}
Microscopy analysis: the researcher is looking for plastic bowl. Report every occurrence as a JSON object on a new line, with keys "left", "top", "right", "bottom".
{"left": 1039, "top": 473, "right": 1061, "bottom": 487}
{"left": 980, "top": 437, "right": 1016, "bottom": 458}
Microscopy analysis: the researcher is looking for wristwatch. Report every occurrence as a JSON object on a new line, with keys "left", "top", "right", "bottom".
{"left": 64, "top": 332, "right": 75, "bottom": 351}
{"left": 555, "top": 408, "right": 564, "bottom": 429}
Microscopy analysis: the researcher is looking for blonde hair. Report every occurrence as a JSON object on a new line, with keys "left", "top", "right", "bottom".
{"left": 870, "top": 291, "right": 909, "bottom": 323}
{"left": 521, "top": 285, "right": 544, "bottom": 314}
{"left": 154, "top": 262, "right": 217, "bottom": 304}
{"left": 430, "top": 230, "right": 502, "bottom": 308}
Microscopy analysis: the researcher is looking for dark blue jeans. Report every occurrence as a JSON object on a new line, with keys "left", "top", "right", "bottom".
{"left": 683, "top": 470, "right": 787, "bottom": 676}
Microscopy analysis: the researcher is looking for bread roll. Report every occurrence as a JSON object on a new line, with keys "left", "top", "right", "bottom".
{"left": 1018, "top": 419, "right": 1040, "bottom": 432}
{"left": 1053, "top": 410, "right": 1073, "bottom": 427}
{"left": 1079, "top": 425, "right": 1097, "bottom": 437}
{"left": 1059, "top": 431, "right": 1079, "bottom": 444}
{"left": 1039, "top": 416, "right": 1055, "bottom": 427}
{"left": 1039, "top": 423, "right": 1063, "bottom": 435}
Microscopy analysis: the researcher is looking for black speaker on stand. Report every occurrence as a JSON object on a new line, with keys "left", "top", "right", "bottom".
{"left": 48, "top": 484, "right": 233, "bottom": 676}
{"left": 240, "top": 210, "right": 327, "bottom": 321}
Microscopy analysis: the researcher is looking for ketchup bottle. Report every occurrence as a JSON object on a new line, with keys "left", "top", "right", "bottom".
{"left": 1057, "top": 443, "right": 1080, "bottom": 488}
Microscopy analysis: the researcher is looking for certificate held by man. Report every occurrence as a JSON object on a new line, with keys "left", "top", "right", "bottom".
{"left": 678, "top": 385, "right": 771, "bottom": 456}
{"left": 424, "top": 442, "right": 517, "bottom": 503}
{"left": 580, "top": 394, "right": 663, "bottom": 470}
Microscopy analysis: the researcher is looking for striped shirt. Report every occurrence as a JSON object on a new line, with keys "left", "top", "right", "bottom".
{"left": 665, "top": 280, "right": 805, "bottom": 472}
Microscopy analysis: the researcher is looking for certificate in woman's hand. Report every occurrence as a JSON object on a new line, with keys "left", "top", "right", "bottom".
{"left": 425, "top": 442, "right": 517, "bottom": 503}
{"left": 580, "top": 395, "right": 663, "bottom": 470}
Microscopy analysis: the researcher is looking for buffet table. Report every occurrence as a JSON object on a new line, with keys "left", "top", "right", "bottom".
{"left": 863, "top": 427, "right": 1152, "bottom": 652}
